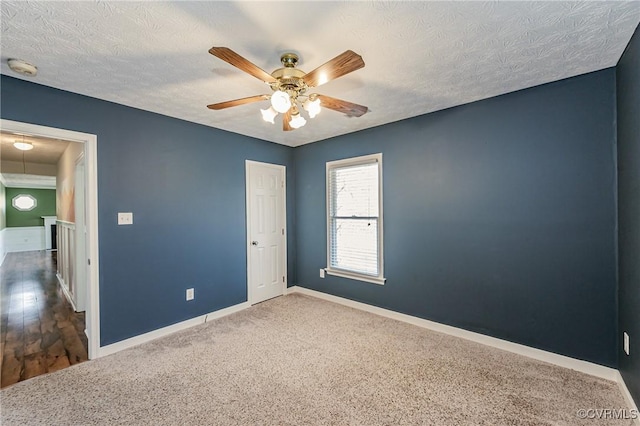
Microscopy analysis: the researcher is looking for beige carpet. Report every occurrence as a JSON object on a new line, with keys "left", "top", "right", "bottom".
{"left": 0, "top": 293, "right": 632, "bottom": 425}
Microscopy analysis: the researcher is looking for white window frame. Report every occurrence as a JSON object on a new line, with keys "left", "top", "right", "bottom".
{"left": 12, "top": 194, "right": 37, "bottom": 211}
{"left": 326, "top": 153, "right": 385, "bottom": 285}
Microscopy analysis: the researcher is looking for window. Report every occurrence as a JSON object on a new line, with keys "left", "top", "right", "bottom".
{"left": 12, "top": 194, "right": 37, "bottom": 211}
{"left": 326, "top": 153, "right": 384, "bottom": 284}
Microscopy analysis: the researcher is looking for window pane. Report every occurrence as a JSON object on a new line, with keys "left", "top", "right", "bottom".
{"left": 330, "top": 218, "right": 378, "bottom": 276}
{"left": 12, "top": 194, "right": 37, "bottom": 211}
{"left": 330, "top": 163, "right": 378, "bottom": 217}
{"left": 327, "top": 154, "right": 383, "bottom": 282}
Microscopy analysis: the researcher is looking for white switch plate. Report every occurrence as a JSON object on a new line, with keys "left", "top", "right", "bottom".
{"left": 186, "top": 288, "right": 194, "bottom": 301}
{"left": 118, "top": 212, "right": 133, "bottom": 225}
{"left": 624, "top": 332, "right": 630, "bottom": 356}
{"left": 320, "top": 269, "right": 325, "bottom": 278}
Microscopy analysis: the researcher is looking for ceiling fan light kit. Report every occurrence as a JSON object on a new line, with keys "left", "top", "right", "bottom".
{"left": 289, "top": 107, "right": 307, "bottom": 129}
{"left": 260, "top": 106, "right": 278, "bottom": 124}
{"left": 303, "top": 96, "right": 322, "bottom": 118}
{"left": 270, "top": 89, "right": 292, "bottom": 113}
{"left": 207, "top": 47, "right": 368, "bottom": 131}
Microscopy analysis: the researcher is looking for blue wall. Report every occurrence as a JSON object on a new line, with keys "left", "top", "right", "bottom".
{"left": 0, "top": 76, "right": 295, "bottom": 345}
{"left": 294, "top": 69, "right": 618, "bottom": 367}
{"left": 1, "top": 67, "right": 622, "bottom": 369}
{"left": 617, "top": 24, "right": 640, "bottom": 404}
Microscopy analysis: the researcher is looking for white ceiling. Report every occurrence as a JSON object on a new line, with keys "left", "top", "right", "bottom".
{"left": 1, "top": 2, "right": 639, "bottom": 147}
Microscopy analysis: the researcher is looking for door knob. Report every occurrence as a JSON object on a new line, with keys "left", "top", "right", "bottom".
{"left": 251, "top": 241, "right": 259, "bottom": 246}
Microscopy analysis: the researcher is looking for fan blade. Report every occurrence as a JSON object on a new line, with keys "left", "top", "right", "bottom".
{"left": 283, "top": 108, "right": 293, "bottom": 131}
{"left": 303, "top": 50, "right": 365, "bottom": 88}
{"left": 316, "top": 95, "right": 368, "bottom": 117}
{"left": 209, "top": 47, "right": 277, "bottom": 83}
{"left": 207, "top": 95, "right": 268, "bottom": 110}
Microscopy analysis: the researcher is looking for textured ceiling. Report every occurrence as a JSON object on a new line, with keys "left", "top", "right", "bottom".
{"left": 1, "top": 1, "right": 639, "bottom": 147}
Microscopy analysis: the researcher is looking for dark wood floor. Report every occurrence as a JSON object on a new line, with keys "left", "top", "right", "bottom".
{"left": 1, "top": 250, "right": 88, "bottom": 388}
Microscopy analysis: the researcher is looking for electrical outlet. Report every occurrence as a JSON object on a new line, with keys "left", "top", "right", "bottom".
{"left": 186, "top": 288, "right": 194, "bottom": 301}
{"left": 320, "top": 268, "right": 325, "bottom": 278}
{"left": 117, "top": 212, "right": 133, "bottom": 225}
{"left": 624, "top": 332, "right": 630, "bottom": 356}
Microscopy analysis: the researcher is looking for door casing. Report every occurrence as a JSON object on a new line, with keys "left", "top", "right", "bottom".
{"left": 74, "top": 154, "right": 87, "bottom": 312}
{"left": 0, "top": 119, "right": 100, "bottom": 359}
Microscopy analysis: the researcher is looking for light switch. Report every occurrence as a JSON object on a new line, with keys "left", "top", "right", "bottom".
{"left": 118, "top": 212, "right": 133, "bottom": 225}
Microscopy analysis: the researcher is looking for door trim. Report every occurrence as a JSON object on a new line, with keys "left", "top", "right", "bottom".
{"left": 0, "top": 119, "right": 100, "bottom": 360}
{"left": 74, "top": 153, "right": 87, "bottom": 313}
{"left": 245, "top": 160, "right": 287, "bottom": 305}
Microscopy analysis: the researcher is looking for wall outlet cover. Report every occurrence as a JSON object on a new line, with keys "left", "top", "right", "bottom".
{"left": 624, "top": 332, "right": 630, "bottom": 356}
{"left": 186, "top": 288, "right": 194, "bottom": 301}
{"left": 117, "top": 212, "right": 133, "bottom": 225}
{"left": 320, "top": 268, "right": 325, "bottom": 278}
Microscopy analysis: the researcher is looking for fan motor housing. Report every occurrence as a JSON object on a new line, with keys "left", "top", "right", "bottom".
{"left": 271, "top": 67, "right": 306, "bottom": 92}
{"left": 271, "top": 67, "right": 305, "bottom": 80}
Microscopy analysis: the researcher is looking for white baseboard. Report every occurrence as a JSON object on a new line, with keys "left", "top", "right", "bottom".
{"left": 0, "top": 228, "right": 6, "bottom": 267}
{"left": 286, "top": 286, "right": 618, "bottom": 382}
{"left": 56, "top": 273, "right": 78, "bottom": 312}
{"left": 616, "top": 371, "right": 640, "bottom": 424}
{"left": 97, "top": 301, "right": 251, "bottom": 358}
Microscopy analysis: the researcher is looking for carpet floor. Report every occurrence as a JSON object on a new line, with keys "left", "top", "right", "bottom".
{"left": 0, "top": 293, "right": 633, "bottom": 425}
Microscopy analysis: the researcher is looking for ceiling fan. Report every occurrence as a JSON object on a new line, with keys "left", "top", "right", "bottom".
{"left": 207, "top": 47, "right": 368, "bottom": 131}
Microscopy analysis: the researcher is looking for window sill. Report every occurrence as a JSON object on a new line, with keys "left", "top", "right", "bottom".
{"left": 325, "top": 268, "right": 386, "bottom": 285}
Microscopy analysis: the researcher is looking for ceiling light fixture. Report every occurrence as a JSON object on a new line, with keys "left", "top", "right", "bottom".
{"left": 264, "top": 54, "right": 317, "bottom": 128}
{"left": 303, "top": 96, "right": 321, "bottom": 119}
{"left": 261, "top": 106, "right": 278, "bottom": 124}
{"left": 7, "top": 59, "right": 38, "bottom": 77}
{"left": 289, "top": 107, "right": 307, "bottom": 129}
{"left": 270, "top": 90, "right": 292, "bottom": 114}
{"left": 13, "top": 138, "right": 33, "bottom": 151}
{"left": 208, "top": 49, "right": 368, "bottom": 132}
{"left": 14, "top": 141, "right": 33, "bottom": 151}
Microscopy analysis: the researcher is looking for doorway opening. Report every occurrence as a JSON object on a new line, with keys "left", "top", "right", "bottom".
{"left": 0, "top": 119, "right": 100, "bottom": 375}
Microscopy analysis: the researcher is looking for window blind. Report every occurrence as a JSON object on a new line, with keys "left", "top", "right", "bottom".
{"left": 328, "top": 160, "right": 379, "bottom": 276}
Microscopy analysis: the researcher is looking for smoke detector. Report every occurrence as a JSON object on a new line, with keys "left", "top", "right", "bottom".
{"left": 7, "top": 59, "right": 37, "bottom": 77}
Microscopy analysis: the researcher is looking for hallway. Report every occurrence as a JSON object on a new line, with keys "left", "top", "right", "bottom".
{"left": 1, "top": 250, "right": 87, "bottom": 388}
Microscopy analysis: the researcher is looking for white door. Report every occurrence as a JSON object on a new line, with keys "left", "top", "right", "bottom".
{"left": 246, "top": 161, "right": 286, "bottom": 304}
